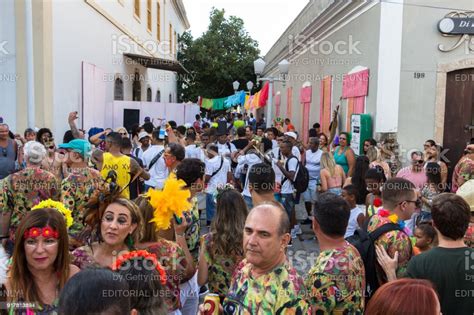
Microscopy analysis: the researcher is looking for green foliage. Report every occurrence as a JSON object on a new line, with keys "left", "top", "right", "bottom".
{"left": 178, "top": 8, "right": 260, "bottom": 102}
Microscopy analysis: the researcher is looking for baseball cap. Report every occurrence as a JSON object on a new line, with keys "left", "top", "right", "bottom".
{"left": 138, "top": 131, "right": 150, "bottom": 141}
{"left": 284, "top": 131, "right": 297, "bottom": 140}
{"left": 58, "top": 139, "right": 92, "bottom": 158}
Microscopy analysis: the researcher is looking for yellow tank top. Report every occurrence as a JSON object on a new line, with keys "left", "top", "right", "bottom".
{"left": 101, "top": 152, "right": 131, "bottom": 199}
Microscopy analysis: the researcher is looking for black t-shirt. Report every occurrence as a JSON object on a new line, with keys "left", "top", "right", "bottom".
{"left": 127, "top": 154, "right": 144, "bottom": 200}
{"left": 407, "top": 246, "right": 474, "bottom": 315}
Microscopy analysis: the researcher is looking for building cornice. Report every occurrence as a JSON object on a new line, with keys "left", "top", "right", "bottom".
{"left": 171, "top": 0, "right": 190, "bottom": 30}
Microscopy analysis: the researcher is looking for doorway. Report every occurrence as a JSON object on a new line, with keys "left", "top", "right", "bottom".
{"left": 442, "top": 68, "right": 474, "bottom": 187}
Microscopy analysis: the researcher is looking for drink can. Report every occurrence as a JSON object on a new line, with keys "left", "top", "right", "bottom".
{"left": 203, "top": 293, "right": 220, "bottom": 315}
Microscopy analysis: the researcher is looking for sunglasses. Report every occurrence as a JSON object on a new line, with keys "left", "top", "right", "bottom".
{"left": 413, "top": 160, "right": 424, "bottom": 165}
{"left": 119, "top": 132, "right": 127, "bottom": 136}
{"left": 1, "top": 148, "right": 6, "bottom": 157}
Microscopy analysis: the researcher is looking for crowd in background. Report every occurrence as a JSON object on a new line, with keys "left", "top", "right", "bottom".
{"left": 0, "top": 109, "right": 472, "bottom": 314}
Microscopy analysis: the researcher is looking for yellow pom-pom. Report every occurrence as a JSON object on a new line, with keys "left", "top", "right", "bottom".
{"left": 147, "top": 174, "right": 191, "bottom": 230}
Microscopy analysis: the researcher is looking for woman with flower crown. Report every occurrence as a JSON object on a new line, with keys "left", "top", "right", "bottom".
{"left": 5, "top": 207, "right": 79, "bottom": 314}
{"left": 71, "top": 188, "right": 143, "bottom": 269}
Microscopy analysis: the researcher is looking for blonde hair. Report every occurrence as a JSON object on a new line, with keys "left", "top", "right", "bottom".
{"left": 321, "top": 152, "right": 336, "bottom": 176}
{"left": 115, "top": 127, "right": 128, "bottom": 136}
{"left": 367, "top": 147, "right": 379, "bottom": 163}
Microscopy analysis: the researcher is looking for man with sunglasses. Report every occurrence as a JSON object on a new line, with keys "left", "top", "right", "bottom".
{"left": 396, "top": 151, "right": 428, "bottom": 190}
{"left": 0, "top": 123, "right": 19, "bottom": 180}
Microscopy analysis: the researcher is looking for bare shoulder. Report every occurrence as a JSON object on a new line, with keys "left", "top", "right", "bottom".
{"left": 68, "top": 264, "right": 81, "bottom": 279}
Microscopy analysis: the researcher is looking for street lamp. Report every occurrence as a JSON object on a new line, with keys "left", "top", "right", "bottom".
{"left": 253, "top": 57, "right": 289, "bottom": 127}
{"left": 246, "top": 81, "right": 254, "bottom": 93}
{"left": 232, "top": 80, "right": 240, "bottom": 92}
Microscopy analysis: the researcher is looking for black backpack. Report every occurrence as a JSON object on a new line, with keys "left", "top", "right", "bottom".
{"left": 346, "top": 221, "right": 408, "bottom": 300}
{"left": 282, "top": 156, "right": 309, "bottom": 194}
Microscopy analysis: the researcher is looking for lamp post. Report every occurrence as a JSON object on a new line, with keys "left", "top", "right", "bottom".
{"left": 253, "top": 58, "right": 289, "bottom": 127}
{"left": 232, "top": 80, "right": 240, "bottom": 93}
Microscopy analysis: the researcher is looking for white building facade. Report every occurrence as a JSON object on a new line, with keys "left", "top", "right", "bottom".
{"left": 0, "top": 0, "right": 190, "bottom": 136}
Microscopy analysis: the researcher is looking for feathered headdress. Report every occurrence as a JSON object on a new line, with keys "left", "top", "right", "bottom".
{"left": 146, "top": 173, "right": 191, "bottom": 230}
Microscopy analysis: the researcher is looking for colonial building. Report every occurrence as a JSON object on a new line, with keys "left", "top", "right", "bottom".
{"left": 263, "top": 0, "right": 473, "bottom": 174}
{"left": 0, "top": 0, "right": 190, "bottom": 136}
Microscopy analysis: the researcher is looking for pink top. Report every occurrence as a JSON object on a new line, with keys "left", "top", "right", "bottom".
{"left": 396, "top": 167, "right": 427, "bottom": 190}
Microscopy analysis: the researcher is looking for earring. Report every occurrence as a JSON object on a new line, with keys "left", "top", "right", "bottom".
{"left": 126, "top": 233, "right": 134, "bottom": 249}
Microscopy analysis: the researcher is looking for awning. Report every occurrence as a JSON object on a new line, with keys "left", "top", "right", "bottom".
{"left": 124, "top": 53, "right": 189, "bottom": 74}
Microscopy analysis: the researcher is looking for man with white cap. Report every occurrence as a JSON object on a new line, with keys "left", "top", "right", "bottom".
{"left": 133, "top": 131, "right": 151, "bottom": 161}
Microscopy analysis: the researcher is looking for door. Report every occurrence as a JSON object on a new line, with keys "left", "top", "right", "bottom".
{"left": 443, "top": 68, "right": 474, "bottom": 187}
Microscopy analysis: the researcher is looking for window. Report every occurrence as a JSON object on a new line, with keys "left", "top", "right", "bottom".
{"left": 155, "top": 90, "right": 161, "bottom": 102}
{"left": 147, "top": 87, "right": 152, "bottom": 101}
{"left": 134, "top": 0, "right": 140, "bottom": 18}
{"left": 132, "top": 71, "right": 141, "bottom": 101}
{"left": 147, "top": 0, "right": 152, "bottom": 31}
{"left": 156, "top": 1, "right": 161, "bottom": 41}
{"left": 114, "top": 78, "right": 124, "bottom": 100}
{"left": 169, "top": 23, "right": 173, "bottom": 55}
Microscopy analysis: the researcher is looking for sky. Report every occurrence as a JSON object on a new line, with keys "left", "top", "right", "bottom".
{"left": 182, "top": 0, "right": 309, "bottom": 56}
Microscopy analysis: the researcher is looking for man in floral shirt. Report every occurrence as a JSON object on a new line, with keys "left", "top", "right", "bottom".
{"left": 59, "top": 139, "right": 103, "bottom": 247}
{"left": 305, "top": 192, "right": 365, "bottom": 314}
{"left": 0, "top": 141, "right": 59, "bottom": 252}
{"left": 223, "top": 203, "right": 308, "bottom": 314}
{"left": 367, "top": 178, "right": 415, "bottom": 283}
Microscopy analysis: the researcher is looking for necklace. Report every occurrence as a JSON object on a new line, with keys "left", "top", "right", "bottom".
{"left": 378, "top": 209, "right": 411, "bottom": 235}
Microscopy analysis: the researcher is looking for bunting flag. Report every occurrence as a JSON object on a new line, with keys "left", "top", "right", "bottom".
{"left": 258, "top": 82, "right": 270, "bottom": 107}
{"left": 198, "top": 83, "right": 270, "bottom": 111}
{"left": 200, "top": 98, "right": 213, "bottom": 110}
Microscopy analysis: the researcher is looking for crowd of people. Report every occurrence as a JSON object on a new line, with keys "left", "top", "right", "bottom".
{"left": 0, "top": 110, "right": 472, "bottom": 314}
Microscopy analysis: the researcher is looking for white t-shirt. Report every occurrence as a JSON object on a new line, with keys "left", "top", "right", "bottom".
{"left": 344, "top": 206, "right": 365, "bottom": 239}
{"left": 271, "top": 146, "right": 300, "bottom": 183}
{"left": 271, "top": 139, "right": 278, "bottom": 150}
{"left": 305, "top": 149, "right": 322, "bottom": 181}
{"left": 142, "top": 145, "right": 168, "bottom": 189}
{"left": 215, "top": 142, "right": 237, "bottom": 163}
{"left": 185, "top": 144, "right": 205, "bottom": 160}
{"left": 238, "top": 152, "right": 263, "bottom": 197}
{"left": 205, "top": 156, "right": 230, "bottom": 193}
{"left": 133, "top": 146, "right": 150, "bottom": 161}
{"left": 280, "top": 157, "right": 298, "bottom": 194}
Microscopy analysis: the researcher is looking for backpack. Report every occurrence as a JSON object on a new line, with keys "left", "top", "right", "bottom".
{"left": 346, "top": 220, "right": 409, "bottom": 300}
{"left": 281, "top": 156, "right": 309, "bottom": 194}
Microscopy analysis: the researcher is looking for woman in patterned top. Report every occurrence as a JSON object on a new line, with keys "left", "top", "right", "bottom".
{"left": 6, "top": 208, "right": 79, "bottom": 314}
{"left": 71, "top": 192, "right": 142, "bottom": 269}
{"left": 198, "top": 188, "right": 248, "bottom": 300}
{"left": 135, "top": 195, "right": 194, "bottom": 314}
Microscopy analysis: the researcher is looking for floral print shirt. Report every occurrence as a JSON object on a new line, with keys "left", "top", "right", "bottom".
{"left": 144, "top": 239, "right": 187, "bottom": 312}
{"left": 71, "top": 245, "right": 101, "bottom": 270}
{"left": 183, "top": 197, "right": 200, "bottom": 263}
{"left": 465, "top": 222, "right": 474, "bottom": 248}
{"left": 367, "top": 214, "right": 412, "bottom": 283}
{"left": 223, "top": 259, "right": 309, "bottom": 314}
{"left": 0, "top": 167, "right": 59, "bottom": 237}
{"left": 201, "top": 233, "right": 243, "bottom": 298}
{"left": 305, "top": 242, "right": 365, "bottom": 314}
{"left": 61, "top": 167, "right": 103, "bottom": 239}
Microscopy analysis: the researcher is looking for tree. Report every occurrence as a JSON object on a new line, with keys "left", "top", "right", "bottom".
{"left": 178, "top": 8, "right": 260, "bottom": 103}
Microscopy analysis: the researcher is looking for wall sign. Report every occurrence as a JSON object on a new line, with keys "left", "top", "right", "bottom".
{"left": 438, "top": 12, "right": 474, "bottom": 53}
